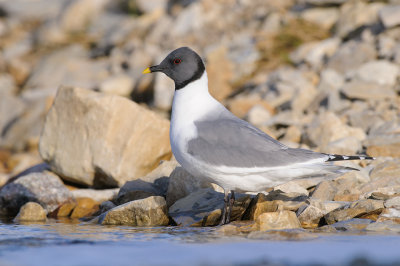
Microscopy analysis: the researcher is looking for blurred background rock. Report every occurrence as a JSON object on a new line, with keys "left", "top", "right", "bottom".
{"left": 0, "top": 0, "right": 399, "bottom": 189}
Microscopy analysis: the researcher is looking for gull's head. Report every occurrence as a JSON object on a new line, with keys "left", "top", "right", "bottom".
{"left": 143, "top": 47, "right": 205, "bottom": 90}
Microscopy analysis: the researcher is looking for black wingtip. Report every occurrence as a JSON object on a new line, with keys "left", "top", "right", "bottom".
{"left": 325, "top": 154, "right": 375, "bottom": 162}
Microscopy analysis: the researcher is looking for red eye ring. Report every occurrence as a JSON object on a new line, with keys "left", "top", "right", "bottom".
{"left": 174, "top": 58, "right": 181, "bottom": 64}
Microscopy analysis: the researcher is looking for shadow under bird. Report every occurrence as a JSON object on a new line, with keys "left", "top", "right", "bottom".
{"left": 143, "top": 47, "right": 374, "bottom": 225}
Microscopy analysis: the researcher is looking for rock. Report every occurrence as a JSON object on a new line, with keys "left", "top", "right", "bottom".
{"left": 307, "top": 198, "right": 349, "bottom": 215}
{"left": 291, "top": 38, "right": 340, "bottom": 69}
{"left": 341, "top": 80, "right": 396, "bottom": 100}
{"left": 206, "top": 46, "right": 234, "bottom": 101}
{"left": 166, "top": 166, "right": 212, "bottom": 207}
{"left": 169, "top": 188, "right": 251, "bottom": 226}
{"left": 360, "top": 160, "right": 400, "bottom": 195}
{"left": 153, "top": 73, "right": 175, "bottom": 110}
{"left": 354, "top": 60, "right": 399, "bottom": 86}
{"left": 366, "top": 143, "right": 400, "bottom": 158}
{"left": 330, "top": 218, "right": 373, "bottom": 231}
{"left": 227, "top": 94, "right": 275, "bottom": 119}
{"left": 24, "top": 45, "right": 109, "bottom": 91}
{"left": 307, "top": 111, "right": 366, "bottom": 154}
{"left": 70, "top": 197, "right": 99, "bottom": 219}
{"left": 0, "top": 73, "right": 17, "bottom": 95}
{"left": 311, "top": 181, "right": 337, "bottom": 201}
{"left": 97, "top": 196, "right": 169, "bottom": 226}
{"left": 255, "top": 211, "right": 301, "bottom": 231}
{"left": 365, "top": 220, "right": 400, "bottom": 233}
{"left": 385, "top": 197, "right": 400, "bottom": 209}
{"left": 274, "top": 181, "right": 309, "bottom": 196}
{"left": 38, "top": 0, "right": 111, "bottom": 44}
{"left": 99, "top": 200, "right": 116, "bottom": 214}
{"left": 13, "top": 202, "right": 47, "bottom": 222}
{"left": 98, "top": 74, "right": 134, "bottom": 97}
{"left": 243, "top": 192, "right": 307, "bottom": 221}
{"left": 71, "top": 188, "right": 119, "bottom": 203}
{"left": 335, "top": 1, "right": 383, "bottom": 38}
{"left": 296, "top": 204, "right": 324, "bottom": 229}
{"left": 377, "top": 208, "right": 400, "bottom": 224}
{"left": 379, "top": 5, "right": 400, "bottom": 28}
{"left": 0, "top": 93, "right": 26, "bottom": 149}
{"left": 302, "top": 0, "right": 347, "bottom": 6}
{"left": 134, "top": 0, "right": 167, "bottom": 13}
{"left": 327, "top": 41, "right": 377, "bottom": 75}
{"left": 52, "top": 202, "right": 76, "bottom": 217}
{"left": 324, "top": 199, "right": 384, "bottom": 224}
{"left": 317, "top": 69, "right": 346, "bottom": 111}
{"left": 117, "top": 160, "right": 178, "bottom": 205}
{"left": 0, "top": 171, "right": 73, "bottom": 216}
{"left": 245, "top": 105, "right": 272, "bottom": 127}
{"left": 300, "top": 8, "right": 339, "bottom": 30}
{"left": 39, "top": 86, "right": 171, "bottom": 188}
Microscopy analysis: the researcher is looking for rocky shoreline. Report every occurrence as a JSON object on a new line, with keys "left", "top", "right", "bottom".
{"left": 0, "top": 0, "right": 399, "bottom": 234}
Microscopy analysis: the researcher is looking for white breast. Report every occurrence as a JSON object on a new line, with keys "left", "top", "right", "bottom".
{"left": 170, "top": 72, "right": 220, "bottom": 176}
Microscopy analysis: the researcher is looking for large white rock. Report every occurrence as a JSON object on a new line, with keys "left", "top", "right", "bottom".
{"left": 39, "top": 86, "right": 171, "bottom": 187}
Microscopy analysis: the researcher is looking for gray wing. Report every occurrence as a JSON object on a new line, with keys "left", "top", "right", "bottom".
{"left": 187, "top": 117, "right": 326, "bottom": 168}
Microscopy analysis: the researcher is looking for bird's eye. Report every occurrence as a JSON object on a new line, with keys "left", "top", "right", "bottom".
{"left": 174, "top": 58, "right": 181, "bottom": 64}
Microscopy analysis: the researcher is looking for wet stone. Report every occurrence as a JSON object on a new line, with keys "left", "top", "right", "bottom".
{"left": 98, "top": 196, "right": 169, "bottom": 226}
{"left": 13, "top": 202, "right": 47, "bottom": 222}
{"left": 330, "top": 218, "right": 373, "bottom": 232}
{"left": 255, "top": 211, "right": 302, "bottom": 231}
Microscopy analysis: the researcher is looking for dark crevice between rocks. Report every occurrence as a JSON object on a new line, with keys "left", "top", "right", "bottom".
{"left": 92, "top": 167, "right": 119, "bottom": 189}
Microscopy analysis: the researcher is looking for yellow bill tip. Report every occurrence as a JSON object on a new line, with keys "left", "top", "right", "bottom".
{"left": 142, "top": 67, "right": 151, "bottom": 74}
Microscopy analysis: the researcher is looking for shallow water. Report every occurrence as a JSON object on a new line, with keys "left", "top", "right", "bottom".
{"left": 0, "top": 220, "right": 400, "bottom": 266}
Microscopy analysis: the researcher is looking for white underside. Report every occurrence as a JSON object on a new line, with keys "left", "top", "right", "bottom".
{"left": 170, "top": 72, "right": 340, "bottom": 192}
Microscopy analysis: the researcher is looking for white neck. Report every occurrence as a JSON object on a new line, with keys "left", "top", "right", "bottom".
{"left": 171, "top": 72, "right": 220, "bottom": 125}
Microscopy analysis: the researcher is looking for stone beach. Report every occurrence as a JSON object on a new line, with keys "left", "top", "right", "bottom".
{"left": 1, "top": 0, "right": 400, "bottom": 255}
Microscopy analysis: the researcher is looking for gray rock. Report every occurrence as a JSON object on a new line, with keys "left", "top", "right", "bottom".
{"left": 0, "top": 171, "right": 73, "bottom": 216}
{"left": 39, "top": 86, "right": 171, "bottom": 188}
{"left": 24, "top": 45, "right": 109, "bottom": 91}
{"left": 291, "top": 38, "right": 340, "bottom": 70}
{"left": 37, "top": 0, "right": 111, "bottom": 44}
{"left": 118, "top": 160, "right": 178, "bottom": 205}
{"left": 317, "top": 69, "right": 346, "bottom": 111}
{"left": 377, "top": 35, "right": 397, "bottom": 59}
{"left": 246, "top": 105, "right": 272, "bottom": 127}
{"left": 354, "top": 60, "right": 399, "bottom": 86}
{"left": 166, "top": 166, "right": 212, "bottom": 207}
{"left": 365, "top": 220, "right": 400, "bottom": 233}
{"left": 0, "top": 93, "right": 25, "bottom": 149}
{"left": 327, "top": 41, "right": 377, "bottom": 75}
{"left": 135, "top": 0, "right": 167, "bottom": 13}
{"left": 71, "top": 188, "right": 119, "bottom": 203}
{"left": 97, "top": 196, "right": 169, "bottom": 226}
{"left": 311, "top": 181, "right": 337, "bottom": 201}
{"left": 379, "top": 5, "right": 400, "bottom": 28}
{"left": 13, "top": 202, "right": 47, "bottom": 222}
{"left": 0, "top": 73, "right": 17, "bottom": 95}
{"left": 0, "top": 0, "right": 67, "bottom": 20}
{"left": 361, "top": 160, "right": 400, "bottom": 195}
{"left": 169, "top": 188, "right": 251, "bottom": 226}
{"left": 341, "top": 80, "right": 396, "bottom": 100}
{"left": 296, "top": 204, "right": 324, "bottom": 228}
{"left": 301, "top": 0, "right": 347, "bottom": 6}
{"left": 99, "top": 200, "right": 116, "bottom": 213}
{"left": 300, "top": 8, "right": 339, "bottom": 30}
{"left": 385, "top": 197, "right": 400, "bottom": 209}
{"left": 324, "top": 199, "right": 384, "bottom": 224}
{"left": 330, "top": 218, "right": 373, "bottom": 231}
{"left": 307, "top": 111, "right": 366, "bottom": 154}
{"left": 335, "top": 1, "right": 383, "bottom": 38}
{"left": 98, "top": 74, "right": 134, "bottom": 97}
